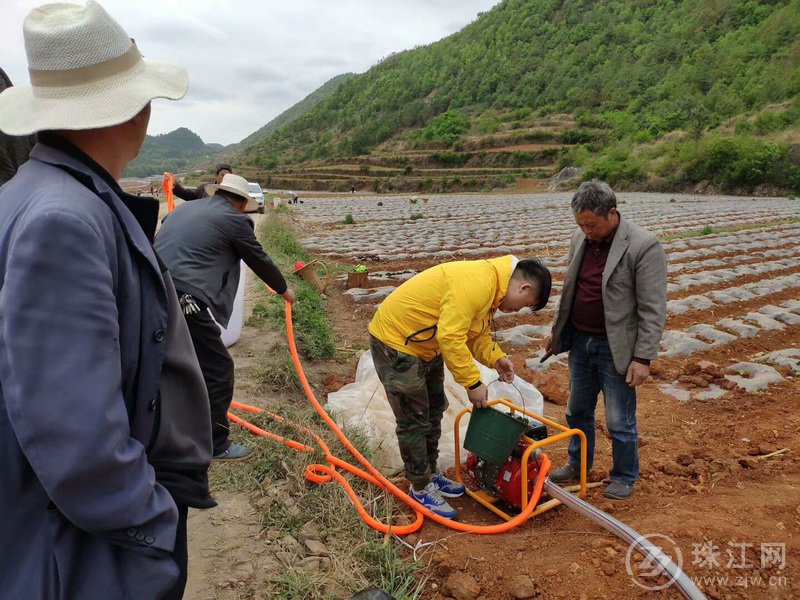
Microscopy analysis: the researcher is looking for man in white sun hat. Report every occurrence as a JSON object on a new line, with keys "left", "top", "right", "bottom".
{"left": 155, "top": 173, "right": 295, "bottom": 461}
{"left": 0, "top": 2, "right": 215, "bottom": 599}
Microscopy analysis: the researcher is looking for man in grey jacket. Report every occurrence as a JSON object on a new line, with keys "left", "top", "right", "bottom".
{"left": 156, "top": 173, "right": 295, "bottom": 460}
{"left": 545, "top": 181, "right": 667, "bottom": 499}
{"left": 0, "top": 2, "right": 213, "bottom": 598}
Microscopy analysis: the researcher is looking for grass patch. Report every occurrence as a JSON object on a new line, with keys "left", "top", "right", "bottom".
{"left": 270, "top": 571, "right": 329, "bottom": 599}
{"left": 361, "top": 541, "right": 427, "bottom": 599}
{"left": 218, "top": 212, "right": 425, "bottom": 599}
{"left": 344, "top": 213, "right": 356, "bottom": 224}
{"left": 252, "top": 213, "right": 336, "bottom": 360}
{"left": 212, "top": 405, "right": 428, "bottom": 599}
{"left": 261, "top": 214, "right": 312, "bottom": 263}
{"left": 251, "top": 344, "right": 301, "bottom": 390}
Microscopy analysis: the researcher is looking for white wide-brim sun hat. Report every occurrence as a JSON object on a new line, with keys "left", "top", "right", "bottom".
{"left": 0, "top": 0, "right": 188, "bottom": 136}
{"left": 206, "top": 174, "right": 261, "bottom": 213}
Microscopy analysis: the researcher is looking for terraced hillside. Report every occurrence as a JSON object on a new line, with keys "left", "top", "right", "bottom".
{"left": 232, "top": 0, "right": 800, "bottom": 195}
{"left": 235, "top": 114, "right": 584, "bottom": 194}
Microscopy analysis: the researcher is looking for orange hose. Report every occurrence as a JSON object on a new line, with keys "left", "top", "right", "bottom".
{"left": 227, "top": 412, "right": 314, "bottom": 453}
{"left": 227, "top": 296, "right": 551, "bottom": 534}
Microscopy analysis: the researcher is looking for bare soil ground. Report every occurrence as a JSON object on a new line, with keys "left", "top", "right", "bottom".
{"left": 320, "top": 282, "right": 800, "bottom": 600}
{"left": 185, "top": 205, "right": 799, "bottom": 600}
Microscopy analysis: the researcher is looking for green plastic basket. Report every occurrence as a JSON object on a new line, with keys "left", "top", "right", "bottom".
{"left": 463, "top": 407, "right": 528, "bottom": 465}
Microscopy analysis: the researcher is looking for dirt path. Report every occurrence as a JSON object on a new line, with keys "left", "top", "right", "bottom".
{"left": 184, "top": 491, "right": 265, "bottom": 599}
{"left": 183, "top": 212, "right": 295, "bottom": 599}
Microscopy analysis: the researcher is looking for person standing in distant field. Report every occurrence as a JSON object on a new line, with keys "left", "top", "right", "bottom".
{"left": 545, "top": 180, "right": 667, "bottom": 500}
{"left": 171, "top": 162, "right": 232, "bottom": 200}
{"left": 0, "top": 2, "right": 215, "bottom": 598}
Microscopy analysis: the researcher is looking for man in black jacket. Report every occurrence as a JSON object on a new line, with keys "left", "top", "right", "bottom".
{"left": 155, "top": 173, "right": 295, "bottom": 460}
{"left": 172, "top": 162, "right": 232, "bottom": 200}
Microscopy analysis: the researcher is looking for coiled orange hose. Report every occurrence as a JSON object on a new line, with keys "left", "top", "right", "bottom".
{"left": 229, "top": 300, "right": 706, "bottom": 598}
{"left": 228, "top": 298, "right": 550, "bottom": 534}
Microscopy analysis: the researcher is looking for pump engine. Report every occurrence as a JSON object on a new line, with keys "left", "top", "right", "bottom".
{"left": 465, "top": 422, "right": 547, "bottom": 509}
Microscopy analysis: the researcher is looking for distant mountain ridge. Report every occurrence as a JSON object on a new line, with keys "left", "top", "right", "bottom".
{"left": 124, "top": 127, "right": 223, "bottom": 178}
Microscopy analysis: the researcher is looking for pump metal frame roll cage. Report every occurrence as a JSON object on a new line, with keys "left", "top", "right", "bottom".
{"left": 453, "top": 398, "right": 588, "bottom": 521}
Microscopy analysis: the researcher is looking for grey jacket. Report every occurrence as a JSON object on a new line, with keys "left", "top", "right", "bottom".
{"left": 0, "top": 139, "right": 211, "bottom": 599}
{"left": 155, "top": 195, "right": 287, "bottom": 326}
{"left": 550, "top": 215, "right": 667, "bottom": 374}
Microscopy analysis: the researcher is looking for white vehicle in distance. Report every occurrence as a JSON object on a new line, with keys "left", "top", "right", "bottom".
{"left": 247, "top": 181, "right": 265, "bottom": 213}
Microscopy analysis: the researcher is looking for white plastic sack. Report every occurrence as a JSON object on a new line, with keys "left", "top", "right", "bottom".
{"left": 216, "top": 261, "right": 247, "bottom": 347}
{"left": 324, "top": 351, "right": 543, "bottom": 475}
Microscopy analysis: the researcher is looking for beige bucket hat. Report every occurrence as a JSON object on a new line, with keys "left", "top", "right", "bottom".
{"left": 205, "top": 174, "right": 260, "bottom": 213}
{"left": 0, "top": 0, "right": 188, "bottom": 135}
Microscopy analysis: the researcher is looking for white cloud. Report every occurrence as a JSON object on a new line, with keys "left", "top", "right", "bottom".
{"left": 1, "top": 0, "right": 500, "bottom": 145}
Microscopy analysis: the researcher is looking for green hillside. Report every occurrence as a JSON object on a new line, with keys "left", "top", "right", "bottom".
{"left": 240, "top": 0, "right": 800, "bottom": 193}
{"left": 125, "top": 127, "right": 223, "bottom": 178}
{"left": 236, "top": 73, "right": 356, "bottom": 150}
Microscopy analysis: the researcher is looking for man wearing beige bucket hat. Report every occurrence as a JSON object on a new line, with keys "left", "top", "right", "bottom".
{"left": 156, "top": 173, "right": 295, "bottom": 461}
{"left": 0, "top": 2, "right": 215, "bottom": 599}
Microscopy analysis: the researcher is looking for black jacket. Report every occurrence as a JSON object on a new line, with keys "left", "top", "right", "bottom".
{"left": 172, "top": 180, "right": 209, "bottom": 201}
{"left": 155, "top": 195, "right": 287, "bottom": 326}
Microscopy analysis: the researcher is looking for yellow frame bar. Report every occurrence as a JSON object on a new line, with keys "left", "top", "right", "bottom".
{"left": 453, "top": 398, "right": 587, "bottom": 522}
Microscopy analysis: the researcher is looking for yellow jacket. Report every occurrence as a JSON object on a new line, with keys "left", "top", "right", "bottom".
{"left": 369, "top": 256, "right": 513, "bottom": 388}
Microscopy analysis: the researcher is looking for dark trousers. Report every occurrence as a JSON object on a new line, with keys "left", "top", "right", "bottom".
{"left": 183, "top": 305, "right": 235, "bottom": 455}
{"left": 370, "top": 335, "right": 447, "bottom": 490}
{"left": 161, "top": 504, "right": 188, "bottom": 600}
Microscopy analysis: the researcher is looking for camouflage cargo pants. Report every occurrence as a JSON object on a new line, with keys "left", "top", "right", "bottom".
{"left": 370, "top": 334, "right": 447, "bottom": 489}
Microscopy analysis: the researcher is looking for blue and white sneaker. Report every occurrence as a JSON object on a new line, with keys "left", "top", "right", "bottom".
{"left": 431, "top": 472, "right": 466, "bottom": 498}
{"left": 410, "top": 482, "right": 457, "bottom": 519}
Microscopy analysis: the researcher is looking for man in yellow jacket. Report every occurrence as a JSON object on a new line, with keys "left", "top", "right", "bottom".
{"left": 369, "top": 256, "right": 552, "bottom": 518}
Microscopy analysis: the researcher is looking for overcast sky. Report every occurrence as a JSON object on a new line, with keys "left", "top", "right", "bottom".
{"left": 2, "top": 0, "right": 502, "bottom": 145}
